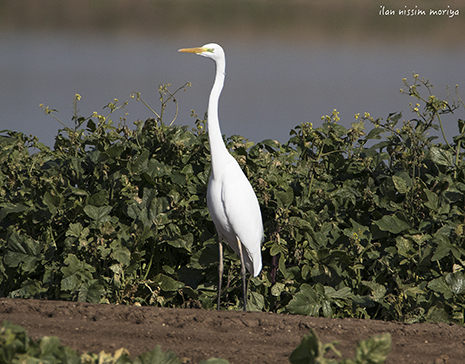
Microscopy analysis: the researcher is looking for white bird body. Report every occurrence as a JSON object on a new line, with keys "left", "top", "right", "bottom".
{"left": 207, "top": 156, "right": 263, "bottom": 277}
{"left": 179, "top": 43, "right": 263, "bottom": 309}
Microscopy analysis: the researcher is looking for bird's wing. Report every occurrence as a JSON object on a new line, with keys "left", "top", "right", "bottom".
{"left": 220, "top": 162, "right": 263, "bottom": 277}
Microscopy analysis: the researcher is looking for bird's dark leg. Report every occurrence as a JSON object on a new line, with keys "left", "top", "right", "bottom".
{"left": 225, "top": 265, "right": 232, "bottom": 307}
{"left": 236, "top": 238, "right": 247, "bottom": 311}
{"left": 217, "top": 240, "right": 223, "bottom": 310}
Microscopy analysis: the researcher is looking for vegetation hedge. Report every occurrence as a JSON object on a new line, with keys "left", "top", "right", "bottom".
{"left": 1, "top": 76, "right": 465, "bottom": 324}
{"left": 0, "top": 320, "right": 391, "bottom": 364}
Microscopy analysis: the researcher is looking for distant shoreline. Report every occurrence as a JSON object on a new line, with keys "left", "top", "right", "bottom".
{"left": 1, "top": 0, "right": 464, "bottom": 46}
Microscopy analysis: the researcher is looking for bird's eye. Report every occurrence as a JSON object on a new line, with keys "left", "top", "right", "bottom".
{"left": 205, "top": 48, "right": 214, "bottom": 53}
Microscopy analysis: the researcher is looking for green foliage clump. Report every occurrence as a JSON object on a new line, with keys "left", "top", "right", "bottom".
{"left": 289, "top": 328, "right": 391, "bottom": 364}
{"left": 1, "top": 76, "right": 465, "bottom": 324}
{"left": 0, "top": 320, "right": 182, "bottom": 364}
{"left": 0, "top": 321, "right": 390, "bottom": 364}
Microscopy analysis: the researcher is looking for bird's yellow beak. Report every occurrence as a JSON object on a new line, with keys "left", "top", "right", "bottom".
{"left": 178, "top": 47, "right": 205, "bottom": 54}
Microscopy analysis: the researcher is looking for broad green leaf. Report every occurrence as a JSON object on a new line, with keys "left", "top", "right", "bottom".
{"left": 148, "top": 194, "right": 169, "bottom": 219}
{"left": 430, "top": 146, "right": 454, "bottom": 167}
{"left": 247, "top": 291, "right": 264, "bottom": 311}
{"left": 289, "top": 329, "right": 341, "bottom": 364}
{"left": 189, "top": 243, "right": 218, "bottom": 270}
{"left": 105, "top": 143, "right": 125, "bottom": 158}
{"left": 276, "top": 186, "right": 294, "bottom": 208}
{"left": 84, "top": 205, "right": 112, "bottom": 224}
{"left": 425, "top": 306, "right": 450, "bottom": 323}
{"left": 301, "top": 264, "right": 311, "bottom": 280}
{"left": 354, "top": 333, "right": 392, "bottom": 363}
{"left": 269, "top": 242, "right": 282, "bottom": 257}
{"left": 4, "top": 233, "right": 42, "bottom": 273}
{"left": 403, "top": 284, "right": 426, "bottom": 297}
{"left": 343, "top": 218, "right": 370, "bottom": 242}
{"left": 271, "top": 282, "right": 286, "bottom": 297}
{"left": 147, "top": 159, "right": 170, "bottom": 178}
{"left": 396, "top": 236, "right": 413, "bottom": 257}
{"left": 61, "top": 254, "right": 95, "bottom": 292}
{"left": 43, "top": 191, "right": 61, "bottom": 214}
{"left": 154, "top": 212, "right": 169, "bottom": 227}
{"left": 60, "top": 273, "right": 81, "bottom": 292}
{"left": 66, "top": 222, "right": 83, "bottom": 238}
{"left": 288, "top": 329, "right": 321, "bottom": 364}
{"left": 330, "top": 187, "right": 356, "bottom": 207}
{"left": 0, "top": 202, "right": 27, "bottom": 222}
{"left": 110, "top": 241, "right": 131, "bottom": 266}
{"left": 347, "top": 159, "right": 366, "bottom": 174}
{"left": 431, "top": 236, "right": 452, "bottom": 262}
{"left": 180, "top": 286, "right": 198, "bottom": 300}
{"left": 0, "top": 321, "right": 30, "bottom": 351}
{"left": 424, "top": 190, "right": 438, "bottom": 211}
{"left": 445, "top": 272, "right": 465, "bottom": 295}
{"left": 166, "top": 234, "right": 193, "bottom": 253}
{"left": 321, "top": 299, "right": 332, "bottom": 318}
{"left": 77, "top": 279, "right": 104, "bottom": 303}
{"left": 110, "top": 264, "right": 124, "bottom": 288}
{"left": 362, "top": 281, "right": 387, "bottom": 302}
{"left": 130, "top": 149, "right": 150, "bottom": 174}
{"left": 286, "top": 284, "right": 321, "bottom": 316}
{"left": 154, "top": 273, "right": 184, "bottom": 292}
{"left": 9, "top": 281, "right": 48, "bottom": 299}
{"left": 279, "top": 253, "right": 292, "bottom": 279}
{"left": 170, "top": 171, "right": 186, "bottom": 185}
{"left": 126, "top": 202, "right": 142, "bottom": 220}
{"left": 289, "top": 216, "right": 313, "bottom": 230}
{"left": 392, "top": 173, "right": 411, "bottom": 194}
{"left": 260, "top": 138, "right": 280, "bottom": 149}
{"left": 134, "top": 345, "right": 182, "bottom": 364}
{"left": 427, "top": 277, "right": 451, "bottom": 297}
{"left": 444, "top": 188, "right": 463, "bottom": 203}
{"left": 87, "top": 190, "right": 108, "bottom": 207}
{"left": 325, "top": 286, "right": 352, "bottom": 300}
{"left": 39, "top": 335, "right": 62, "bottom": 358}
{"left": 366, "top": 127, "right": 383, "bottom": 140}
{"left": 438, "top": 203, "right": 451, "bottom": 215}
{"left": 374, "top": 215, "right": 410, "bottom": 234}
{"left": 352, "top": 295, "right": 375, "bottom": 308}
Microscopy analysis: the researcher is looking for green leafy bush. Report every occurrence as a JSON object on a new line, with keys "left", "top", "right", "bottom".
{"left": 1, "top": 76, "right": 465, "bottom": 323}
{"left": 0, "top": 321, "right": 390, "bottom": 364}
{"left": 289, "top": 328, "right": 391, "bottom": 364}
{"left": 0, "top": 321, "right": 182, "bottom": 364}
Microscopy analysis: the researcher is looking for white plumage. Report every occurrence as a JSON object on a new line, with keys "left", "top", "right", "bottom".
{"left": 179, "top": 43, "right": 263, "bottom": 310}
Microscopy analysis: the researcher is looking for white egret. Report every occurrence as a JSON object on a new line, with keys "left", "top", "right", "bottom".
{"left": 178, "top": 43, "right": 263, "bottom": 311}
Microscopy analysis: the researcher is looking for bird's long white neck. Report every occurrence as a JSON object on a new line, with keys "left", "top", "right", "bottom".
{"left": 208, "top": 56, "right": 231, "bottom": 177}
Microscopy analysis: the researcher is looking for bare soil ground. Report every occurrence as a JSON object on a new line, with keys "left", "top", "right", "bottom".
{"left": 0, "top": 298, "right": 464, "bottom": 364}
